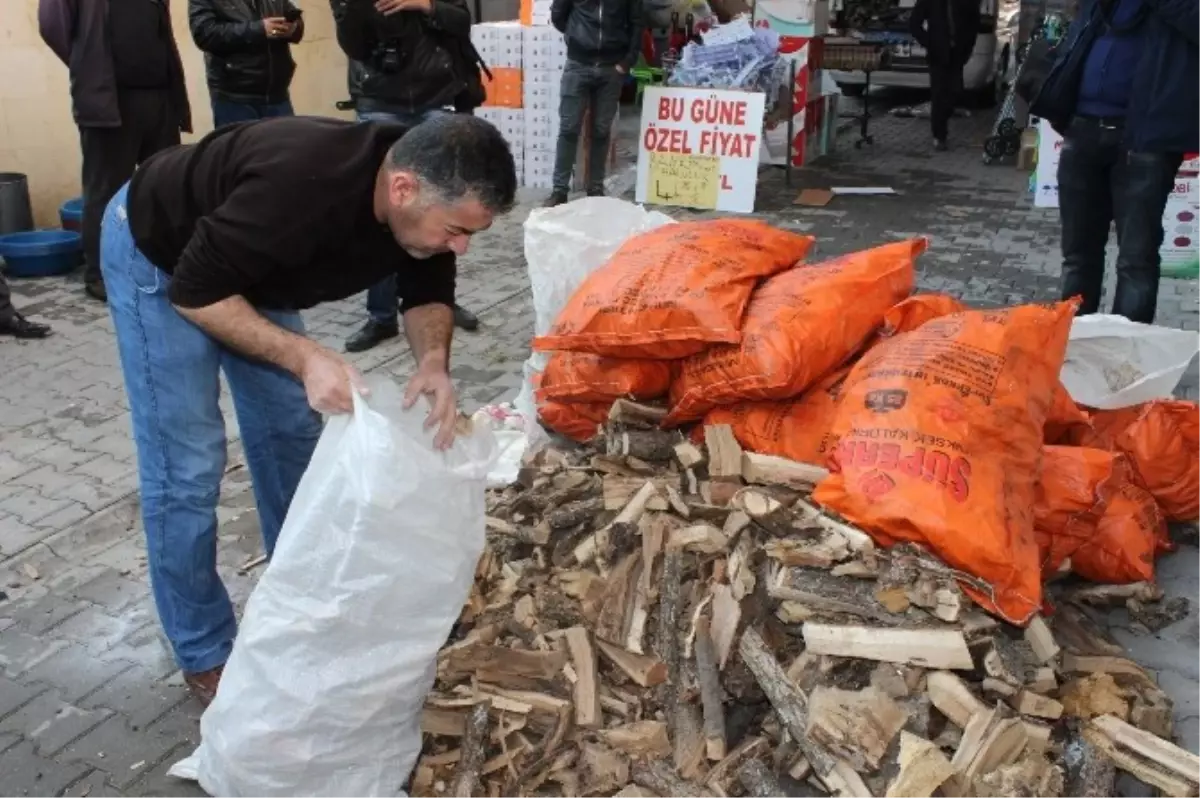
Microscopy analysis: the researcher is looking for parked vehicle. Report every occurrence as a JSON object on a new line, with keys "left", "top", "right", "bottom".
{"left": 828, "top": 0, "right": 1014, "bottom": 107}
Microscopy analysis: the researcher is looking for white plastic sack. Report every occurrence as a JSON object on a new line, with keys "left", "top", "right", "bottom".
{"left": 1059, "top": 314, "right": 1200, "bottom": 409}
{"left": 507, "top": 197, "right": 674, "bottom": 465}
{"left": 171, "top": 376, "right": 496, "bottom": 796}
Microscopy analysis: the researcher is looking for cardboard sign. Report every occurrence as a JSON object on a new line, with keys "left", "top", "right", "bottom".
{"left": 636, "top": 86, "right": 766, "bottom": 213}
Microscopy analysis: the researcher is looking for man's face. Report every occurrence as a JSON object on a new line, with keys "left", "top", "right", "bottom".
{"left": 384, "top": 171, "right": 494, "bottom": 259}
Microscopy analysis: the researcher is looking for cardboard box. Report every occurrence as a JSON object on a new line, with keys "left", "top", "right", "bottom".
{"left": 471, "top": 22, "right": 524, "bottom": 68}
{"left": 483, "top": 67, "right": 523, "bottom": 108}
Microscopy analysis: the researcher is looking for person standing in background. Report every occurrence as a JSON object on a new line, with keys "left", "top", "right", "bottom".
{"left": 909, "top": 0, "right": 979, "bottom": 151}
{"left": 38, "top": 0, "right": 193, "bottom": 303}
{"left": 1046, "top": 0, "right": 1198, "bottom": 323}
{"left": 331, "top": 0, "right": 486, "bottom": 352}
{"left": 189, "top": 0, "right": 305, "bottom": 127}
{"left": 543, "top": 0, "right": 645, "bottom": 207}
{"left": 0, "top": 274, "right": 51, "bottom": 339}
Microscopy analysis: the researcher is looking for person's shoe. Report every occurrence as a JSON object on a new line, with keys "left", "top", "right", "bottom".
{"left": 543, "top": 191, "right": 568, "bottom": 208}
{"left": 84, "top": 276, "right": 108, "bottom": 302}
{"left": 453, "top": 303, "right": 480, "bottom": 332}
{"left": 933, "top": 138, "right": 948, "bottom": 152}
{"left": 586, "top": 187, "right": 605, "bottom": 198}
{"left": 184, "top": 665, "right": 224, "bottom": 707}
{"left": 0, "top": 313, "right": 51, "bottom": 340}
{"left": 345, "top": 320, "right": 400, "bottom": 353}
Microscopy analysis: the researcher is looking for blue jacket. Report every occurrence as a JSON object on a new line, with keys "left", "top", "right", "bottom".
{"left": 1075, "top": 0, "right": 1145, "bottom": 117}
{"left": 1053, "top": 0, "right": 1198, "bottom": 153}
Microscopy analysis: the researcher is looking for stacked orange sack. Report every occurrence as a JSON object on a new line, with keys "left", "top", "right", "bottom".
{"left": 665, "top": 239, "right": 923, "bottom": 425}
{"left": 534, "top": 219, "right": 814, "bottom": 441}
{"left": 812, "top": 301, "right": 1079, "bottom": 625}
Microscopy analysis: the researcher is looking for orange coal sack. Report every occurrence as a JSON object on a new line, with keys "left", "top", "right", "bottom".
{"left": 704, "top": 366, "right": 850, "bottom": 465}
{"left": 1073, "top": 400, "right": 1200, "bottom": 522}
{"left": 1070, "top": 478, "right": 1166, "bottom": 584}
{"left": 879, "top": 293, "right": 966, "bottom": 337}
{"left": 539, "top": 352, "right": 673, "bottom": 403}
{"left": 665, "top": 239, "right": 922, "bottom": 424}
{"left": 537, "top": 398, "right": 611, "bottom": 443}
{"left": 1033, "top": 446, "right": 1121, "bottom": 577}
{"left": 812, "top": 300, "right": 1078, "bottom": 625}
{"left": 533, "top": 220, "right": 814, "bottom": 359}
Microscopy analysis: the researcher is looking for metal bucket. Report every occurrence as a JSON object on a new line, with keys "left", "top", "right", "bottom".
{"left": 0, "top": 173, "right": 34, "bottom": 235}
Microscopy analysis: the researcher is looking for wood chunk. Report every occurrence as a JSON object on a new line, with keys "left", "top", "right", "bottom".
{"left": 694, "top": 615, "right": 727, "bottom": 761}
{"left": 730, "top": 489, "right": 797, "bottom": 537}
{"left": 674, "top": 440, "right": 706, "bottom": 469}
{"left": 669, "top": 523, "right": 729, "bottom": 554}
{"left": 599, "top": 721, "right": 672, "bottom": 759}
{"left": 1028, "top": 667, "right": 1057, "bottom": 695}
{"left": 442, "top": 646, "right": 568, "bottom": 688}
{"left": 945, "top": 708, "right": 1030, "bottom": 796}
{"left": 764, "top": 532, "right": 851, "bottom": 569}
{"left": 974, "top": 751, "right": 1064, "bottom": 798}
{"left": 980, "top": 636, "right": 1036, "bottom": 688}
{"left": 727, "top": 528, "right": 757, "bottom": 601}
{"left": 596, "top": 638, "right": 669, "bottom": 687}
{"left": 1068, "top": 581, "right": 1164, "bottom": 607}
{"left": 595, "top": 552, "right": 641, "bottom": 645}
{"left": 737, "top": 759, "right": 783, "bottom": 797}
{"left": 982, "top": 678, "right": 1018, "bottom": 699}
{"left": 741, "top": 451, "right": 829, "bottom": 488}
{"left": 793, "top": 497, "right": 878, "bottom": 558}
{"left": 657, "top": 546, "right": 684, "bottom": 730}
{"left": 876, "top": 586, "right": 912, "bottom": 614}
{"left": 705, "top": 736, "right": 770, "bottom": 794}
{"left": 807, "top": 686, "right": 910, "bottom": 772}
{"left": 674, "top": 702, "right": 707, "bottom": 780}
{"left": 905, "top": 575, "right": 963, "bottom": 623}
{"left": 1061, "top": 653, "right": 1151, "bottom": 678}
{"left": 825, "top": 759, "right": 877, "bottom": 797}
{"left": 614, "top": 786, "right": 659, "bottom": 798}
{"left": 608, "top": 429, "right": 681, "bottom": 462}
{"left": 1010, "top": 690, "right": 1064, "bottom": 721}
{"left": 604, "top": 476, "right": 670, "bottom": 510}
{"left": 609, "top": 399, "right": 669, "bottom": 427}
{"left": 632, "top": 759, "right": 716, "bottom": 797}
{"left": 579, "top": 740, "right": 631, "bottom": 795}
{"left": 1084, "top": 714, "right": 1200, "bottom": 797}
{"left": 452, "top": 701, "right": 491, "bottom": 797}
{"left": 665, "top": 484, "right": 691, "bottom": 517}
{"left": 885, "top": 731, "right": 956, "bottom": 797}
{"left": 563, "top": 627, "right": 601, "bottom": 729}
{"left": 738, "top": 627, "right": 839, "bottom": 779}
{"left": 1024, "top": 616, "right": 1061, "bottom": 664}
{"left": 926, "top": 671, "right": 988, "bottom": 728}
{"left": 1022, "top": 721, "right": 1052, "bottom": 754}
{"left": 1129, "top": 682, "right": 1175, "bottom": 739}
{"left": 577, "top": 482, "right": 659, "bottom": 566}
{"left": 704, "top": 424, "right": 744, "bottom": 479}
{"left": 485, "top": 516, "right": 550, "bottom": 546}
{"left": 1127, "top": 596, "right": 1190, "bottom": 632}
{"left": 709, "top": 583, "right": 741, "bottom": 670}
{"left": 803, "top": 624, "right": 975, "bottom": 670}
{"left": 547, "top": 497, "right": 606, "bottom": 531}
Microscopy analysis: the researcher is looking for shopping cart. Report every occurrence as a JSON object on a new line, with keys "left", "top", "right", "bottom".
{"left": 983, "top": 13, "right": 1067, "bottom": 165}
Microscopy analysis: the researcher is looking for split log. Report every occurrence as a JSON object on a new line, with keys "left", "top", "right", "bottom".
{"left": 806, "top": 686, "right": 909, "bottom": 772}
{"left": 579, "top": 740, "right": 631, "bottom": 795}
{"left": 485, "top": 516, "right": 551, "bottom": 546}
{"left": 545, "top": 498, "right": 606, "bottom": 531}
{"left": 737, "top": 627, "right": 839, "bottom": 779}
{"left": 563, "top": 627, "right": 601, "bottom": 729}
{"left": 731, "top": 489, "right": 796, "bottom": 537}
{"left": 631, "top": 759, "right": 716, "bottom": 797}
{"left": 1068, "top": 581, "right": 1164, "bottom": 607}
{"left": 1010, "top": 690, "right": 1064, "bottom": 721}
{"left": 595, "top": 638, "right": 669, "bottom": 687}
{"left": 926, "top": 671, "right": 988, "bottom": 728}
{"left": 1083, "top": 714, "right": 1200, "bottom": 797}
{"left": 674, "top": 440, "right": 706, "bottom": 469}
{"left": 736, "top": 759, "right": 783, "bottom": 797}
{"left": 599, "top": 721, "right": 672, "bottom": 759}
{"left": 609, "top": 399, "right": 668, "bottom": 427}
{"left": 452, "top": 701, "right": 491, "bottom": 797}
{"left": 607, "top": 429, "right": 680, "bottom": 462}
{"left": 658, "top": 546, "right": 684, "bottom": 731}
{"left": 885, "top": 731, "right": 956, "bottom": 798}
{"left": 741, "top": 451, "right": 829, "bottom": 489}
{"left": 441, "top": 645, "right": 567, "bottom": 689}
{"left": 1024, "top": 615, "right": 1061, "bottom": 664}
{"left": 705, "top": 736, "right": 769, "bottom": 794}
{"left": 694, "top": 615, "right": 727, "bottom": 761}
{"left": 802, "top": 624, "right": 975, "bottom": 670}
{"left": 945, "top": 708, "right": 1029, "bottom": 797}
{"left": 704, "top": 424, "right": 744, "bottom": 479}
{"left": 709, "top": 584, "right": 741, "bottom": 670}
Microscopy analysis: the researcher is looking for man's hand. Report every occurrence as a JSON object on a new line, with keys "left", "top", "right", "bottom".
{"left": 301, "top": 346, "right": 367, "bottom": 415}
{"left": 404, "top": 358, "right": 458, "bottom": 450}
{"left": 615, "top": 63, "right": 628, "bottom": 74}
{"left": 376, "top": 0, "right": 432, "bottom": 14}
{"left": 263, "top": 16, "right": 294, "bottom": 37}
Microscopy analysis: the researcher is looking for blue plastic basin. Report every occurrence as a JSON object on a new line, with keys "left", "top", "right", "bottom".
{"left": 0, "top": 229, "right": 82, "bottom": 277}
{"left": 60, "top": 197, "right": 84, "bottom": 231}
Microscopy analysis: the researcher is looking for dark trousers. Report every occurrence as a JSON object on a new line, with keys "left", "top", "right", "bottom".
{"left": 928, "top": 59, "right": 963, "bottom": 142}
{"left": 553, "top": 60, "right": 623, "bottom": 194}
{"left": 211, "top": 96, "right": 295, "bottom": 128}
{"left": 1057, "top": 116, "right": 1183, "bottom": 324}
{"left": 80, "top": 89, "right": 179, "bottom": 284}
{"left": 0, "top": 273, "right": 13, "bottom": 323}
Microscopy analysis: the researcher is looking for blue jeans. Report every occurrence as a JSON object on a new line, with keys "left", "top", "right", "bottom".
{"left": 357, "top": 107, "right": 449, "bottom": 324}
{"left": 100, "top": 184, "right": 322, "bottom": 674}
{"left": 211, "top": 97, "right": 295, "bottom": 128}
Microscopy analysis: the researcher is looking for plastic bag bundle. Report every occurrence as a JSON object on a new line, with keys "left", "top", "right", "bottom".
{"left": 175, "top": 377, "right": 497, "bottom": 796}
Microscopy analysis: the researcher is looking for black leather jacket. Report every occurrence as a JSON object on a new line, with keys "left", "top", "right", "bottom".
{"left": 189, "top": 0, "right": 304, "bottom": 104}
{"left": 331, "top": 0, "right": 478, "bottom": 114}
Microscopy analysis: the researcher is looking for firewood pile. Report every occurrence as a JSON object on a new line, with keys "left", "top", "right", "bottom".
{"left": 412, "top": 400, "right": 1200, "bottom": 798}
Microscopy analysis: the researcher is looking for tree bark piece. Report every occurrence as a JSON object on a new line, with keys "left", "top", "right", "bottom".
{"left": 694, "top": 615, "right": 727, "bottom": 761}
{"left": 658, "top": 546, "right": 684, "bottom": 734}
{"left": 452, "top": 700, "right": 492, "bottom": 797}
{"left": 737, "top": 759, "right": 783, "bottom": 797}
{"left": 632, "top": 759, "right": 716, "bottom": 797}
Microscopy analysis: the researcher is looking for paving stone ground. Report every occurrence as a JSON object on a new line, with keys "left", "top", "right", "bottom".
{"left": 1, "top": 95, "right": 1197, "bottom": 796}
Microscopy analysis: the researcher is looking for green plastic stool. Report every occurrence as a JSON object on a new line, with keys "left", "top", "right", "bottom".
{"left": 632, "top": 65, "right": 665, "bottom": 105}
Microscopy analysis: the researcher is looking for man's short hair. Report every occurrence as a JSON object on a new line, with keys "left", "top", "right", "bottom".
{"left": 388, "top": 114, "right": 518, "bottom": 214}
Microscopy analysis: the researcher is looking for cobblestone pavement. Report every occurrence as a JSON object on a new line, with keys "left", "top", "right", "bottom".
{"left": 1, "top": 99, "right": 1197, "bottom": 796}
